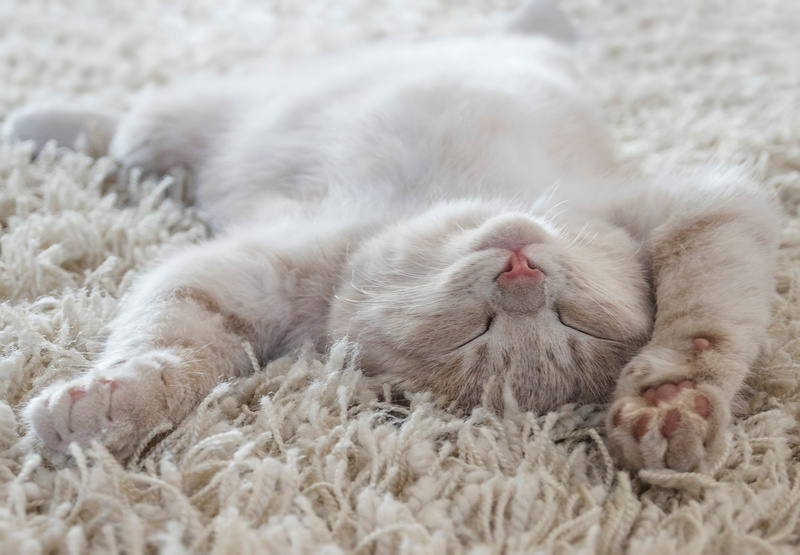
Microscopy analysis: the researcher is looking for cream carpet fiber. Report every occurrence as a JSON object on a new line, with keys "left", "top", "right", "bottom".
{"left": 2, "top": 0, "right": 800, "bottom": 552}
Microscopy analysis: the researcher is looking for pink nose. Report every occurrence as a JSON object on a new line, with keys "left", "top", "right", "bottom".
{"left": 498, "top": 250, "right": 543, "bottom": 283}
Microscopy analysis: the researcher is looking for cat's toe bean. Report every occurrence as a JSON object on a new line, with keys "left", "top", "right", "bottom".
{"left": 101, "top": 378, "right": 120, "bottom": 391}
{"left": 68, "top": 387, "right": 86, "bottom": 401}
{"left": 661, "top": 409, "right": 681, "bottom": 438}
{"left": 26, "top": 392, "right": 63, "bottom": 447}
{"left": 643, "top": 382, "right": 679, "bottom": 405}
{"left": 29, "top": 381, "right": 95, "bottom": 450}
{"left": 46, "top": 385, "right": 83, "bottom": 444}
{"left": 633, "top": 414, "right": 651, "bottom": 441}
{"left": 694, "top": 394, "right": 712, "bottom": 418}
{"left": 608, "top": 379, "right": 724, "bottom": 471}
{"left": 69, "top": 382, "right": 113, "bottom": 435}
{"left": 692, "top": 337, "right": 713, "bottom": 350}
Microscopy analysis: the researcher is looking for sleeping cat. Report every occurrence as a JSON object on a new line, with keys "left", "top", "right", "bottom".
{"left": 7, "top": 1, "right": 778, "bottom": 472}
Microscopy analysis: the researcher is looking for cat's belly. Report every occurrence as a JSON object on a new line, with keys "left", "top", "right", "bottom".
{"left": 196, "top": 35, "right": 617, "bottom": 228}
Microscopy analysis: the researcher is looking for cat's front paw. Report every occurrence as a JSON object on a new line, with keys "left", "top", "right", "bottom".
{"left": 607, "top": 379, "right": 728, "bottom": 472}
{"left": 25, "top": 355, "right": 174, "bottom": 460}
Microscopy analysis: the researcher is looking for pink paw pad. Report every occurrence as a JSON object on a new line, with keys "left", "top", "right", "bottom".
{"left": 617, "top": 381, "right": 712, "bottom": 442}
{"left": 692, "top": 337, "right": 713, "bottom": 351}
{"left": 68, "top": 388, "right": 86, "bottom": 401}
{"left": 101, "top": 379, "right": 120, "bottom": 392}
{"left": 694, "top": 394, "right": 711, "bottom": 419}
{"left": 634, "top": 415, "right": 651, "bottom": 441}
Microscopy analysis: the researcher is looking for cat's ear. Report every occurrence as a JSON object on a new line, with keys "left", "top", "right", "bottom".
{"left": 504, "top": 0, "right": 580, "bottom": 45}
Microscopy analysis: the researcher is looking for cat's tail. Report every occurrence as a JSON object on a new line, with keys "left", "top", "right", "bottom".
{"left": 504, "top": 0, "right": 579, "bottom": 44}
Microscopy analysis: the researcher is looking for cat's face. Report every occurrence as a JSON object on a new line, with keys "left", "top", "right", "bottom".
{"left": 329, "top": 199, "right": 654, "bottom": 412}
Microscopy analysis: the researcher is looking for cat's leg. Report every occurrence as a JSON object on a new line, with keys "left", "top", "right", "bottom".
{"left": 110, "top": 84, "right": 238, "bottom": 174}
{"left": 605, "top": 175, "right": 779, "bottom": 472}
{"left": 4, "top": 81, "right": 237, "bottom": 173}
{"left": 23, "top": 233, "right": 326, "bottom": 460}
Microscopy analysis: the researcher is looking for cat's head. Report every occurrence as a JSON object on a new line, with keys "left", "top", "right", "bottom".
{"left": 328, "top": 199, "right": 653, "bottom": 412}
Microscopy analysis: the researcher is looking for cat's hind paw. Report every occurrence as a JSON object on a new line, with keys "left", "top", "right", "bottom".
{"left": 109, "top": 86, "right": 231, "bottom": 173}
{"left": 3, "top": 106, "right": 117, "bottom": 156}
{"left": 607, "top": 380, "right": 728, "bottom": 472}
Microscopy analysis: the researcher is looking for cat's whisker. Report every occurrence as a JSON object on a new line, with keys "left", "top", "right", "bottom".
{"left": 538, "top": 199, "right": 569, "bottom": 221}
{"left": 573, "top": 231, "right": 599, "bottom": 251}
{"left": 563, "top": 221, "right": 592, "bottom": 251}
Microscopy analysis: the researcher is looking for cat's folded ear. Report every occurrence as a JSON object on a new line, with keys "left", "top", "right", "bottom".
{"left": 504, "top": 0, "right": 579, "bottom": 45}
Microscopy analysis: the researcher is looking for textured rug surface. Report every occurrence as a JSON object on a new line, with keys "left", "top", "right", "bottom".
{"left": 2, "top": 0, "right": 800, "bottom": 552}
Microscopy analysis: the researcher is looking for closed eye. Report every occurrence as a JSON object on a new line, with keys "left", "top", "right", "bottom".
{"left": 556, "top": 309, "right": 620, "bottom": 343}
{"left": 453, "top": 314, "right": 494, "bottom": 350}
